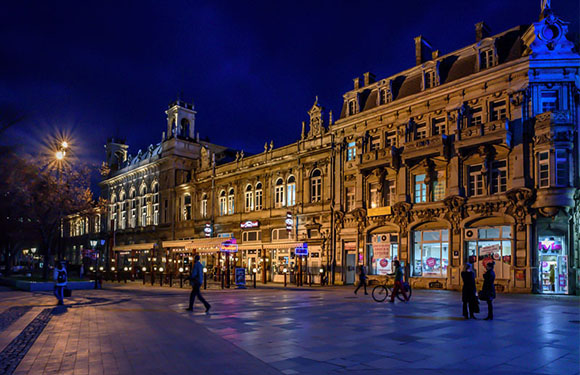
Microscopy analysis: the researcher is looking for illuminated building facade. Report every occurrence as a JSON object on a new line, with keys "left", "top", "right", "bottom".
{"left": 69, "top": 6, "right": 579, "bottom": 294}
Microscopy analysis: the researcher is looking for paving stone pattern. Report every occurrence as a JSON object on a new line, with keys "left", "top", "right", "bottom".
{"left": 0, "top": 307, "right": 32, "bottom": 333}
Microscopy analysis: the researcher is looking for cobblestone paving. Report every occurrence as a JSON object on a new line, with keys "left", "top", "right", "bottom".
{"left": 0, "top": 307, "right": 32, "bottom": 333}
{"left": 0, "top": 283, "right": 578, "bottom": 375}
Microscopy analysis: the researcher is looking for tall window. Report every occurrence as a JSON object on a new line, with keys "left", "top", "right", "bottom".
{"left": 431, "top": 117, "right": 446, "bottom": 136}
{"left": 490, "top": 160, "right": 507, "bottom": 194}
{"left": 415, "top": 123, "right": 427, "bottom": 140}
{"left": 555, "top": 150, "right": 569, "bottom": 186}
{"left": 369, "top": 136, "right": 381, "bottom": 151}
{"left": 414, "top": 174, "right": 427, "bottom": 203}
{"left": 480, "top": 49, "right": 494, "bottom": 70}
{"left": 348, "top": 100, "right": 357, "bottom": 116}
{"left": 468, "top": 165, "right": 485, "bottom": 196}
{"left": 287, "top": 176, "right": 296, "bottom": 206}
{"left": 110, "top": 193, "right": 118, "bottom": 230}
{"left": 227, "top": 188, "right": 235, "bottom": 215}
{"left": 412, "top": 229, "right": 449, "bottom": 277}
{"left": 369, "top": 183, "right": 380, "bottom": 208}
{"left": 384, "top": 180, "right": 396, "bottom": 206}
{"left": 152, "top": 182, "right": 159, "bottom": 225}
{"left": 538, "top": 152, "right": 550, "bottom": 188}
{"left": 424, "top": 70, "right": 436, "bottom": 89}
{"left": 274, "top": 178, "right": 285, "bottom": 208}
{"left": 310, "top": 169, "right": 322, "bottom": 203}
{"left": 140, "top": 186, "right": 147, "bottom": 226}
{"left": 468, "top": 107, "right": 483, "bottom": 127}
{"left": 94, "top": 214, "right": 101, "bottom": 233}
{"left": 385, "top": 131, "right": 397, "bottom": 148}
{"left": 201, "top": 193, "right": 208, "bottom": 218}
{"left": 219, "top": 190, "right": 227, "bottom": 216}
{"left": 183, "top": 193, "right": 192, "bottom": 220}
{"left": 119, "top": 190, "right": 126, "bottom": 229}
{"left": 379, "top": 88, "right": 391, "bottom": 104}
{"left": 255, "top": 182, "right": 263, "bottom": 210}
{"left": 541, "top": 90, "right": 558, "bottom": 112}
{"left": 130, "top": 189, "right": 136, "bottom": 228}
{"left": 345, "top": 186, "right": 355, "bottom": 212}
{"left": 432, "top": 171, "right": 446, "bottom": 201}
{"left": 347, "top": 142, "right": 356, "bottom": 161}
{"left": 490, "top": 100, "right": 507, "bottom": 121}
{"left": 245, "top": 185, "right": 254, "bottom": 212}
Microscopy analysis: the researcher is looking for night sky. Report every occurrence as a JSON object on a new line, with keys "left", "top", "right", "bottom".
{"left": 2, "top": 0, "right": 578, "bottom": 166}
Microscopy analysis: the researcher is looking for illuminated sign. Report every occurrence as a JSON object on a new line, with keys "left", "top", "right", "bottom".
{"left": 204, "top": 223, "right": 212, "bottom": 237}
{"left": 240, "top": 220, "right": 259, "bottom": 229}
{"left": 221, "top": 238, "right": 238, "bottom": 253}
{"left": 295, "top": 243, "right": 308, "bottom": 256}
{"left": 367, "top": 206, "right": 392, "bottom": 217}
{"left": 285, "top": 212, "right": 293, "bottom": 231}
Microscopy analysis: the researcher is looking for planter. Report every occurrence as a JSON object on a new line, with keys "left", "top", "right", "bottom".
{"left": 0, "top": 278, "right": 95, "bottom": 292}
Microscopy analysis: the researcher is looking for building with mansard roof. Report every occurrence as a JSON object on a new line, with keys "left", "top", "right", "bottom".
{"left": 65, "top": 5, "right": 579, "bottom": 294}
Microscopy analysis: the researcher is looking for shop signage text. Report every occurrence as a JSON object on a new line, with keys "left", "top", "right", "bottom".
{"left": 285, "top": 212, "right": 293, "bottom": 231}
{"left": 240, "top": 220, "right": 259, "bottom": 229}
{"left": 221, "top": 238, "right": 238, "bottom": 253}
{"left": 295, "top": 243, "right": 308, "bottom": 256}
{"left": 204, "top": 223, "right": 212, "bottom": 237}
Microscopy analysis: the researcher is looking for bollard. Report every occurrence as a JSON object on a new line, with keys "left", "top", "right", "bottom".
{"left": 253, "top": 272, "right": 257, "bottom": 288}
{"left": 169, "top": 273, "right": 173, "bottom": 287}
{"left": 179, "top": 273, "right": 183, "bottom": 288}
{"left": 309, "top": 273, "right": 312, "bottom": 287}
{"left": 160, "top": 273, "right": 163, "bottom": 286}
{"left": 151, "top": 272, "right": 155, "bottom": 286}
{"left": 124, "top": 271, "right": 127, "bottom": 283}
{"left": 284, "top": 272, "right": 287, "bottom": 288}
{"left": 204, "top": 275, "right": 207, "bottom": 290}
{"left": 221, "top": 273, "right": 224, "bottom": 289}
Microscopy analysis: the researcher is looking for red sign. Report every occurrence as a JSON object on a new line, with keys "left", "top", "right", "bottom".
{"left": 426, "top": 258, "right": 436, "bottom": 267}
{"left": 240, "top": 220, "right": 259, "bottom": 229}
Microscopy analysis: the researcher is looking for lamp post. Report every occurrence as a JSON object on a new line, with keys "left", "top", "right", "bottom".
{"left": 142, "top": 266, "right": 147, "bottom": 285}
{"left": 252, "top": 268, "right": 257, "bottom": 289}
{"left": 283, "top": 268, "right": 287, "bottom": 288}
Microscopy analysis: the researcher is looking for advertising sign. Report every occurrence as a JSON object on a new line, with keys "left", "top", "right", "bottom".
{"left": 285, "top": 212, "right": 293, "bottom": 231}
{"left": 295, "top": 243, "right": 308, "bottom": 256}
{"left": 240, "top": 220, "right": 259, "bottom": 229}
{"left": 204, "top": 223, "right": 212, "bottom": 237}
{"left": 480, "top": 244, "right": 500, "bottom": 255}
{"left": 235, "top": 268, "right": 246, "bottom": 287}
{"left": 221, "top": 238, "right": 238, "bottom": 253}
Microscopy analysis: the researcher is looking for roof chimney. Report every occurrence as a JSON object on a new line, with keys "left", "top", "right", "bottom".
{"left": 475, "top": 22, "right": 491, "bottom": 42}
{"left": 353, "top": 77, "right": 361, "bottom": 90}
{"left": 363, "top": 72, "right": 376, "bottom": 86}
{"left": 414, "top": 36, "right": 433, "bottom": 66}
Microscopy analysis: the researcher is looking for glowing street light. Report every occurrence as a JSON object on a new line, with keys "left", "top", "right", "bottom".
{"left": 55, "top": 150, "right": 65, "bottom": 160}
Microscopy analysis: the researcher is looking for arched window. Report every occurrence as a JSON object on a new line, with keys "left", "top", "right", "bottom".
{"left": 151, "top": 182, "right": 159, "bottom": 225}
{"left": 274, "top": 178, "right": 285, "bottom": 208}
{"left": 245, "top": 185, "right": 254, "bottom": 212}
{"left": 287, "top": 175, "right": 296, "bottom": 206}
{"left": 228, "top": 188, "right": 235, "bottom": 215}
{"left": 140, "top": 185, "right": 148, "bottom": 226}
{"left": 180, "top": 118, "right": 190, "bottom": 138}
{"left": 201, "top": 193, "right": 208, "bottom": 218}
{"left": 183, "top": 193, "right": 192, "bottom": 220}
{"left": 129, "top": 188, "right": 137, "bottom": 228}
{"left": 310, "top": 169, "right": 322, "bottom": 202}
{"left": 255, "top": 182, "right": 263, "bottom": 210}
{"left": 219, "top": 190, "right": 227, "bottom": 216}
{"left": 119, "top": 190, "right": 127, "bottom": 229}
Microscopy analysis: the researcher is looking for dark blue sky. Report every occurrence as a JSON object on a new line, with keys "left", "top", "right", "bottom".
{"left": 1, "top": 0, "right": 578, "bottom": 164}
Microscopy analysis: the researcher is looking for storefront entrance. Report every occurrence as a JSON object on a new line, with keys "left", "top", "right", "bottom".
{"left": 538, "top": 236, "right": 568, "bottom": 294}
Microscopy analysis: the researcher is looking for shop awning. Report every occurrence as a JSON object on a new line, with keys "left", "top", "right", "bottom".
{"left": 162, "top": 240, "right": 193, "bottom": 249}
{"left": 190, "top": 237, "right": 226, "bottom": 252}
{"left": 113, "top": 242, "right": 156, "bottom": 251}
{"left": 237, "top": 243, "right": 263, "bottom": 250}
{"left": 262, "top": 242, "right": 307, "bottom": 250}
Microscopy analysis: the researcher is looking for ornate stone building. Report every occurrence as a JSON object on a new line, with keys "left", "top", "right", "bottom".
{"left": 67, "top": 5, "right": 579, "bottom": 294}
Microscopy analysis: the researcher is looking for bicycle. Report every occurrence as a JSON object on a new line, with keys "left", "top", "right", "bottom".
{"left": 372, "top": 276, "right": 412, "bottom": 302}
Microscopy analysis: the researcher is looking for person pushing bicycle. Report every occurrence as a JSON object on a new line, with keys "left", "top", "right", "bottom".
{"left": 389, "top": 260, "right": 409, "bottom": 303}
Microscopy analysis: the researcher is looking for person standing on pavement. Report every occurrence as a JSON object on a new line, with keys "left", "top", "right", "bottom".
{"left": 461, "top": 263, "right": 478, "bottom": 319}
{"left": 354, "top": 264, "right": 368, "bottom": 295}
{"left": 389, "top": 260, "right": 409, "bottom": 303}
{"left": 480, "top": 261, "right": 496, "bottom": 320}
{"left": 53, "top": 261, "right": 67, "bottom": 305}
{"left": 186, "top": 255, "right": 211, "bottom": 313}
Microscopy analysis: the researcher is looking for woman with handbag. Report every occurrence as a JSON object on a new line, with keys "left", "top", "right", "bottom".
{"left": 480, "top": 261, "right": 496, "bottom": 320}
{"left": 461, "top": 263, "right": 478, "bottom": 319}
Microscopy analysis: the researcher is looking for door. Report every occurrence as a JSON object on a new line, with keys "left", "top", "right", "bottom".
{"left": 539, "top": 236, "right": 568, "bottom": 294}
{"left": 346, "top": 253, "right": 356, "bottom": 285}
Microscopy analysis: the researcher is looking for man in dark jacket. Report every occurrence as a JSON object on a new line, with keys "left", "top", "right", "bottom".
{"left": 390, "top": 260, "right": 409, "bottom": 302}
{"left": 185, "top": 255, "right": 211, "bottom": 313}
{"left": 354, "top": 265, "right": 368, "bottom": 295}
{"left": 481, "top": 261, "right": 496, "bottom": 320}
{"left": 461, "top": 263, "right": 478, "bottom": 319}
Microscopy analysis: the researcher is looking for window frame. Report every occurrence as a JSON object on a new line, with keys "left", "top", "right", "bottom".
{"left": 310, "top": 170, "right": 322, "bottom": 203}
{"left": 490, "top": 160, "right": 507, "bottom": 194}
{"left": 286, "top": 176, "right": 296, "bottom": 207}
{"left": 274, "top": 178, "right": 285, "bottom": 208}
{"left": 244, "top": 185, "right": 254, "bottom": 212}
{"left": 468, "top": 164, "right": 485, "bottom": 197}
{"left": 346, "top": 142, "right": 356, "bottom": 161}
{"left": 255, "top": 183, "right": 263, "bottom": 210}
{"left": 490, "top": 100, "right": 507, "bottom": 122}
{"left": 412, "top": 229, "right": 449, "bottom": 277}
{"left": 219, "top": 190, "right": 227, "bottom": 216}
{"left": 227, "top": 188, "right": 235, "bottom": 215}
{"left": 414, "top": 174, "right": 427, "bottom": 203}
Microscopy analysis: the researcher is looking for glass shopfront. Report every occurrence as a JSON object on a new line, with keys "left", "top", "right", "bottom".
{"left": 538, "top": 236, "right": 568, "bottom": 294}
{"left": 465, "top": 226, "right": 512, "bottom": 279}
{"left": 367, "top": 233, "right": 398, "bottom": 275}
{"left": 412, "top": 229, "right": 449, "bottom": 277}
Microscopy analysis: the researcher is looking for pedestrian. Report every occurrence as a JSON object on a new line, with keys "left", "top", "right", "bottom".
{"left": 354, "top": 264, "right": 368, "bottom": 295}
{"left": 53, "top": 261, "right": 67, "bottom": 305}
{"left": 479, "top": 261, "right": 496, "bottom": 320}
{"left": 80, "top": 264, "right": 84, "bottom": 279}
{"left": 185, "top": 255, "right": 211, "bottom": 313}
{"left": 389, "top": 260, "right": 409, "bottom": 303}
{"left": 461, "top": 263, "right": 478, "bottom": 319}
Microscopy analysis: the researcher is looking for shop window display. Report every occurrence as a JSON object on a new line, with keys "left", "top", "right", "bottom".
{"left": 466, "top": 226, "right": 511, "bottom": 279}
{"left": 368, "top": 233, "right": 398, "bottom": 275}
{"left": 412, "top": 229, "right": 448, "bottom": 277}
{"left": 538, "top": 236, "right": 568, "bottom": 294}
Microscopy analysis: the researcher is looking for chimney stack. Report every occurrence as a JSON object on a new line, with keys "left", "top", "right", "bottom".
{"left": 414, "top": 36, "right": 433, "bottom": 66}
{"left": 353, "top": 77, "right": 361, "bottom": 90}
{"left": 363, "top": 72, "right": 376, "bottom": 86}
{"left": 475, "top": 22, "right": 491, "bottom": 42}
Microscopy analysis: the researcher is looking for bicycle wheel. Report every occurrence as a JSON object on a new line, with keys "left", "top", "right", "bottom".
{"left": 372, "top": 285, "right": 389, "bottom": 302}
{"left": 396, "top": 282, "right": 412, "bottom": 301}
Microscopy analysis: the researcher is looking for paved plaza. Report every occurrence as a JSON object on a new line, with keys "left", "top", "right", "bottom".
{"left": 0, "top": 283, "right": 578, "bottom": 375}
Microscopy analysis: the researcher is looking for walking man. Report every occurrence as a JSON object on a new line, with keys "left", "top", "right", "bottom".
{"left": 389, "top": 260, "right": 409, "bottom": 303}
{"left": 53, "top": 261, "right": 67, "bottom": 305}
{"left": 186, "top": 255, "right": 211, "bottom": 313}
{"left": 354, "top": 264, "right": 368, "bottom": 295}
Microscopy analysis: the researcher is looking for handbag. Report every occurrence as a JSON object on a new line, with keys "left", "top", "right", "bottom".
{"left": 63, "top": 288, "right": 72, "bottom": 297}
{"left": 473, "top": 298, "right": 480, "bottom": 313}
{"left": 478, "top": 289, "right": 488, "bottom": 301}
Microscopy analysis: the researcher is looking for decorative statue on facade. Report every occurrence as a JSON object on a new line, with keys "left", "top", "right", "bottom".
{"left": 307, "top": 96, "right": 325, "bottom": 138}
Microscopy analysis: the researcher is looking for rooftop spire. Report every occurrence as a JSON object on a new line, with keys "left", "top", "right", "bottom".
{"left": 540, "top": 0, "right": 552, "bottom": 20}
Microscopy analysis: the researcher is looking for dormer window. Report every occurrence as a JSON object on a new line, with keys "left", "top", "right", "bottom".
{"left": 479, "top": 49, "right": 494, "bottom": 70}
{"left": 424, "top": 70, "right": 436, "bottom": 90}
{"left": 379, "top": 88, "right": 392, "bottom": 105}
{"left": 348, "top": 100, "right": 357, "bottom": 116}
